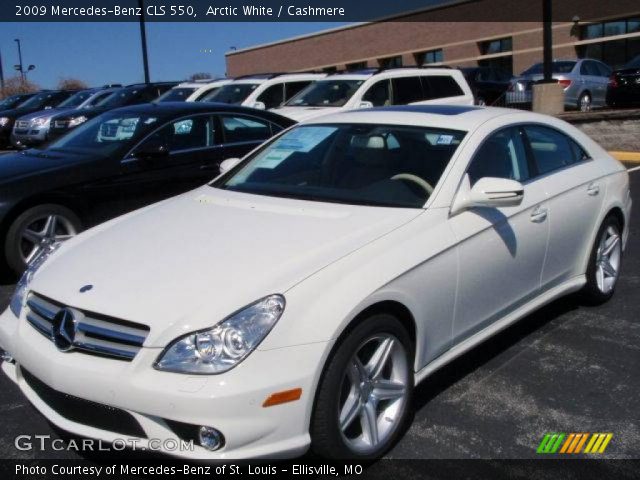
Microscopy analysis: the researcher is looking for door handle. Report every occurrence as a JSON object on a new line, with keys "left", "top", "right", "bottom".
{"left": 530, "top": 205, "right": 548, "bottom": 223}
{"left": 587, "top": 183, "right": 600, "bottom": 196}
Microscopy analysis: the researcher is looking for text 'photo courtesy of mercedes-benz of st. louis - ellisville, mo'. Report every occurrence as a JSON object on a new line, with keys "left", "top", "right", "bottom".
{"left": 0, "top": 0, "right": 639, "bottom": 479}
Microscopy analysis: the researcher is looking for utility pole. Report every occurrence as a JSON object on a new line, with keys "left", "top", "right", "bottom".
{"left": 138, "top": 0, "right": 151, "bottom": 83}
{"left": 0, "top": 49, "right": 5, "bottom": 94}
{"left": 14, "top": 38, "right": 25, "bottom": 84}
{"left": 542, "top": 0, "right": 553, "bottom": 82}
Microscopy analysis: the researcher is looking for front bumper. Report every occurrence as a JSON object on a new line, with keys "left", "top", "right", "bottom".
{"left": 0, "top": 307, "right": 326, "bottom": 459}
{"left": 11, "top": 129, "right": 48, "bottom": 148}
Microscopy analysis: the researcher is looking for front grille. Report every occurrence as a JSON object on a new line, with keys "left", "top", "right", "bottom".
{"left": 53, "top": 120, "right": 68, "bottom": 128}
{"left": 16, "top": 120, "right": 30, "bottom": 129}
{"left": 21, "top": 368, "right": 147, "bottom": 438}
{"left": 25, "top": 292, "right": 150, "bottom": 361}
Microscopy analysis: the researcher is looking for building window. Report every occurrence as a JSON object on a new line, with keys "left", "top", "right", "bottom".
{"left": 322, "top": 66, "right": 338, "bottom": 74}
{"left": 346, "top": 61, "right": 367, "bottom": 71}
{"left": 479, "top": 37, "right": 512, "bottom": 55}
{"left": 578, "top": 17, "right": 640, "bottom": 69}
{"left": 415, "top": 49, "right": 444, "bottom": 65}
{"left": 379, "top": 56, "right": 403, "bottom": 69}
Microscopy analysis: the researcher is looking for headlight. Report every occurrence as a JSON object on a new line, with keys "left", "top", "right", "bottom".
{"left": 9, "top": 243, "right": 61, "bottom": 318}
{"left": 0, "top": 117, "right": 10, "bottom": 127}
{"left": 31, "top": 117, "right": 50, "bottom": 127}
{"left": 67, "top": 116, "right": 88, "bottom": 127}
{"left": 154, "top": 294, "right": 285, "bottom": 374}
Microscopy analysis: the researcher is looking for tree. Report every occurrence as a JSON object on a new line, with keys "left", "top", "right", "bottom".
{"left": 0, "top": 75, "right": 40, "bottom": 99}
{"left": 187, "top": 72, "right": 212, "bottom": 82}
{"left": 57, "top": 77, "right": 89, "bottom": 90}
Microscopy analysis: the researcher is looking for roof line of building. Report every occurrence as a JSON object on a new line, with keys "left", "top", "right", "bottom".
{"left": 224, "top": 0, "right": 473, "bottom": 56}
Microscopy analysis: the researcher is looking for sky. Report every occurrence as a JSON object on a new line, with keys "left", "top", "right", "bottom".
{"left": 0, "top": 22, "right": 348, "bottom": 88}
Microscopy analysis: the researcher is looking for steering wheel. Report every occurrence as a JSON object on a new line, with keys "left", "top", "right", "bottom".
{"left": 390, "top": 173, "right": 434, "bottom": 196}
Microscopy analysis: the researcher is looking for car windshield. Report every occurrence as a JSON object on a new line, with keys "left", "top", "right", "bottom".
{"left": 0, "top": 95, "right": 25, "bottom": 109}
{"left": 284, "top": 80, "right": 365, "bottom": 107}
{"left": 623, "top": 55, "right": 640, "bottom": 69}
{"left": 157, "top": 87, "right": 197, "bottom": 102}
{"left": 97, "top": 88, "right": 142, "bottom": 108}
{"left": 521, "top": 61, "right": 576, "bottom": 75}
{"left": 45, "top": 111, "right": 162, "bottom": 156}
{"left": 15, "top": 92, "right": 59, "bottom": 109}
{"left": 57, "top": 90, "right": 93, "bottom": 108}
{"left": 203, "top": 83, "right": 259, "bottom": 104}
{"left": 214, "top": 123, "right": 465, "bottom": 208}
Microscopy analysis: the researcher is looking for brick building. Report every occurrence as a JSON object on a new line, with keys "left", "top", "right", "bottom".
{"left": 226, "top": 0, "right": 640, "bottom": 77}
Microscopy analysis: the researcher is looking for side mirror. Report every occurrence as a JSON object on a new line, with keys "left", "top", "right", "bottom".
{"left": 357, "top": 101, "right": 374, "bottom": 109}
{"left": 252, "top": 101, "right": 266, "bottom": 110}
{"left": 219, "top": 157, "right": 242, "bottom": 174}
{"left": 451, "top": 174, "right": 524, "bottom": 215}
{"left": 134, "top": 143, "right": 169, "bottom": 161}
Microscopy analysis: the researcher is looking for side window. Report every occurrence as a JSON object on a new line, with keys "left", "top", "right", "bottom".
{"left": 581, "top": 61, "right": 600, "bottom": 76}
{"left": 423, "top": 76, "right": 464, "bottom": 99}
{"left": 467, "top": 127, "right": 530, "bottom": 186}
{"left": 285, "top": 81, "right": 312, "bottom": 101}
{"left": 524, "top": 125, "right": 581, "bottom": 175}
{"left": 391, "top": 76, "right": 424, "bottom": 104}
{"left": 139, "top": 116, "right": 213, "bottom": 154}
{"left": 362, "top": 79, "right": 391, "bottom": 106}
{"left": 220, "top": 115, "right": 272, "bottom": 143}
{"left": 257, "top": 84, "right": 285, "bottom": 109}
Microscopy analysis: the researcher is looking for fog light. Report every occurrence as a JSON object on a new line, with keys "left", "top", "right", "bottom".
{"left": 198, "top": 426, "right": 224, "bottom": 451}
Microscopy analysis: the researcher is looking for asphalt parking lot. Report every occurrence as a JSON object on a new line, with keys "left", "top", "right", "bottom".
{"left": 0, "top": 168, "right": 638, "bottom": 461}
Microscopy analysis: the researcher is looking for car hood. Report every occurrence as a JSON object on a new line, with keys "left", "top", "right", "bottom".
{"left": 33, "top": 186, "right": 422, "bottom": 346}
{"left": 17, "top": 107, "right": 72, "bottom": 122}
{"left": 53, "top": 106, "right": 107, "bottom": 121}
{"left": 0, "top": 149, "right": 92, "bottom": 184}
{"left": 270, "top": 106, "right": 343, "bottom": 121}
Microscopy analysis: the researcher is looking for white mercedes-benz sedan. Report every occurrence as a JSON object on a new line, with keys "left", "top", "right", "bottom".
{"left": 0, "top": 105, "right": 631, "bottom": 460}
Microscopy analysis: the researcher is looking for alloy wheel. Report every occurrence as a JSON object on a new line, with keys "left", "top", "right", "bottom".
{"left": 19, "top": 214, "right": 77, "bottom": 264}
{"left": 338, "top": 334, "right": 409, "bottom": 454}
{"left": 579, "top": 94, "right": 592, "bottom": 112}
{"left": 595, "top": 225, "right": 621, "bottom": 294}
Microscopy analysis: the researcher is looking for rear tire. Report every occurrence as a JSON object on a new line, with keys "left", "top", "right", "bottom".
{"left": 311, "top": 313, "right": 414, "bottom": 460}
{"left": 578, "top": 92, "right": 592, "bottom": 112}
{"left": 581, "top": 215, "right": 623, "bottom": 304}
{"left": 5, "top": 204, "right": 82, "bottom": 275}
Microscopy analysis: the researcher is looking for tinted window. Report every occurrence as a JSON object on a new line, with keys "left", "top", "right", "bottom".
{"left": 362, "top": 80, "right": 391, "bottom": 106}
{"left": 285, "top": 80, "right": 364, "bottom": 107}
{"left": 468, "top": 127, "right": 530, "bottom": 186}
{"left": 85, "top": 90, "right": 114, "bottom": 107}
{"left": 257, "top": 84, "right": 285, "bottom": 109}
{"left": 424, "top": 76, "right": 464, "bottom": 99}
{"left": 594, "top": 62, "right": 612, "bottom": 77}
{"left": 220, "top": 115, "right": 272, "bottom": 143}
{"left": 157, "top": 87, "right": 197, "bottom": 102}
{"left": 392, "top": 76, "right": 424, "bottom": 104}
{"left": 524, "top": 126, "right": 579, "bottom": 175}
{"left": 522, "top": 61, "right": 576, "bottom": 75}
{"left": 285, "top": 81, "right": 312, "bottom": 101}
{"left": 205, "top": 83, "right": 259, "bottom": 104}
{"left": 580, "top": 61, "right": 600, "bottom": 76}
{"left": 139, "top": 116, "right": 213, "bottom": 153}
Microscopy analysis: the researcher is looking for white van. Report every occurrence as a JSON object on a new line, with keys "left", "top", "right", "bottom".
{"left": 272, "top": 67, "right": 474, "bottom": 121}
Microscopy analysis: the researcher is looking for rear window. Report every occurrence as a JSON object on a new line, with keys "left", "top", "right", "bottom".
{"left": 524, "top": 125, "right": 588, "bottom": 175}
{"left": 392, "top": 76, "right": 424, "bottom": 104}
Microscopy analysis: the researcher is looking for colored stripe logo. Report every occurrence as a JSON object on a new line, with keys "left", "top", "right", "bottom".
{"left": 537, "top": 433, "right": 613, "bottom": 454}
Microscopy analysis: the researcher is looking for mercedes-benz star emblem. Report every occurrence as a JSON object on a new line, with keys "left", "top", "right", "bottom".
{"left": 51, "top": 308, "right": 77, "bottom": 352}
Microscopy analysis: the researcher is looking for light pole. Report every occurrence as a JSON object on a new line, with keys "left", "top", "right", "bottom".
{"left": 14, "top": 38, "right": 25, "bottom": 84}
{"left": 138, "top": 0, "right": 151, "bottom": 83}
{"left": 542, "top": 0, "right": 553, "bottom": 83}
{"left": 0, "top": 49, "right": 5, "bottom": 94}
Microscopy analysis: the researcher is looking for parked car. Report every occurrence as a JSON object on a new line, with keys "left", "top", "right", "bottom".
{"left": 0, "top": 90, "right": 77, "bottom": 148}
{"left": 1, "top": 105, "right": 629, "bottom": 460}
{"left": 47, "top": 82, "right": 178, "bottom": 141}
{"left": 201, "top": 73, "right": 326, "bottom": 110}
{"left": 10, "top": 86, "right": 122, "bottom": 149}
{"left": 271, "top": 67, "right": 474, "bottom": 121}
{"left": 0, "top": 102, "right": 294, "bottom": 273}
{"left": 606, "top": 55, "right": 640, "bottom": 107}
{"left": 157, "top": 79, "right": 232, "bottom": 102}
{"left": 459, "top": 66, "right": 512, "bottom": 105}
{"left": 0, "top": 93, "right": 37, "bottom": 111}
{"left": 506, "top": 59, "right": 612, "bottom": 111}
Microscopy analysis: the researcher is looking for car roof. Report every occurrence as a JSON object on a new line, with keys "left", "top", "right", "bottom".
{"left": 104, "top": 102, "right": 297, "bottom": 124}
{"left": 175, "top": 79, "right": 231, "bottom": 88}
{"left": 301, "top": 105, "right": 523, "bottom": 130}
{"left": 232, "top": 73, "right": 325, "bottom": 84}
{"left": 324, "top": 67, "right": 457, "bottom": 81}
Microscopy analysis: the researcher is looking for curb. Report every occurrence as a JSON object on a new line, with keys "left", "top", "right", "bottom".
{"left": 609, "top": 151, "right": 640, "bottom": 164}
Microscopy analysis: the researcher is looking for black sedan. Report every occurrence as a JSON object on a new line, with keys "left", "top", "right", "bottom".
{"left": 47, "top": 82, "right": 177, "bottom": 141}
{"left": 606, "top": 55, "right": 640, "bottom": 107}
{"left": 0, "top": 90, "right": 76, "bottom": 148}
{"left": 0, "top": 102, "right": 294, "bottom": 274}
{"left": 459, "top": 66, "right": 512, "bottom": 106}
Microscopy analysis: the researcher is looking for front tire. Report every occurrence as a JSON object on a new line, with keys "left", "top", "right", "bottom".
{"left": 581, "top": 215, "right": 623, "bottom": 304}
{"left": 578, "top": 92, "right": 592, "bottom": 112}
{"left": 4, "top": 204, "right": 82, "bottom": 275}
{"left": 311, "top": 313, "right": 413, "bottom": 459}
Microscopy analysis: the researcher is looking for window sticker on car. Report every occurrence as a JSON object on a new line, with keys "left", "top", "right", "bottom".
{"left": 273, "top": 126, "right": 336, "bottom": 152}
{"left": 436, "top": 134, "right": 454, "bottom": 145}
{"left": 260, "top": 149, "right": 293, "bottom": 168}
{"left": 174, "top": 119, "right": 193, "bottom": 135}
